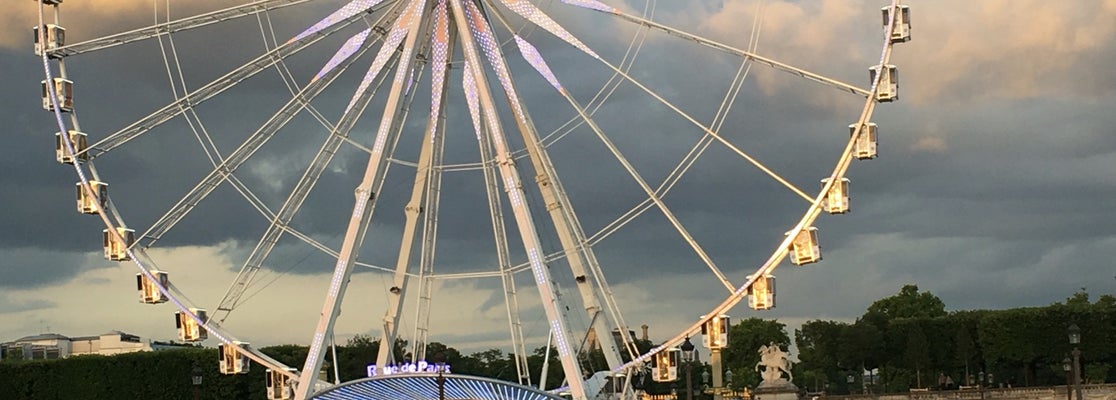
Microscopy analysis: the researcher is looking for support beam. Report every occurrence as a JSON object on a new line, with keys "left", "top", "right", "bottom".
{"left": 469, "top": 3, "right": 626, "bottom": 371}
{"left": 293, "top": 1, "right": 430, "bottom": 398}
{"left": 450, "top": 0, "right": 587, "bottom": 397}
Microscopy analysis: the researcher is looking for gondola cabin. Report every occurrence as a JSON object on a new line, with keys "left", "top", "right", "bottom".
{"left": 787, "top": 227, "right": 821, "bottom": 266}
{"left": 77, "top": 181, "right": 107, "bottom": 215}
{"left": 850, "top": 123, "right": 878, "bottom": 160}
{"left": 175, "top": 308, "right": 208, "bottom": 342}
{"left": 700, "top": 314, "right": 730, "bottom": 349}
{"left": 41, "top": 78, "right": 73, "bottom": 112}
{"left": 882, "top": 5, "right": 911, "bottom": 43}
{"left": 33, "top": 24, "right": 65, "bottom": 57}
{"left": 56, "top": 130, "right": 88, "bottom": 164}
{"left": 869, "top": 65, "right": 898, "bottom": 102}
{"left": 136, "top": 270, "right": 169, "bottom": 304}
{"left": 102, "top": 227, "right": 134, "bottom": 261}
{"left": 652, "top": 348, "right": 680, "bottom": 382}
{"left": 266, "top": 368, "right": 296, "bottom": 399}
{"left": 820, "top": 177, "right": 851, "bottom": 214}
{"left": 747, "top": 274, "right": 776, "bottom": 310}
{"left": 219, "top": 341, "right": 251, "bottom": 375}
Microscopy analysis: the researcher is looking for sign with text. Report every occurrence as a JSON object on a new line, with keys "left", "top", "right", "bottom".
{"left": 366, "top": 361, "right": 450, "bottom": 377}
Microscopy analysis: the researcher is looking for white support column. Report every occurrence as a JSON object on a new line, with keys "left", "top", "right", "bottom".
{"left": 293, "top": 1, "right": 430, "bottom": 398}
{"left": 375, "top": 14, "right": 440, "bottom": 368}
{"left": 448, "top": 0, "right": 587, "bottom": 397}
{"left": 468, "top": 9, "right": 627, "bottom": 370}
{"left": 375, "top": 87, "right": 435, "bottom": 368}
{"left": 477, "top": 95, "right": 533, "bottom": 386}
{"left": 411, "top": 2, "right": 455, "bottom": 362}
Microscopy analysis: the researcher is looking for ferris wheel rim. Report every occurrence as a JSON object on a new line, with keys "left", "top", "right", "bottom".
{"left": 36, "top": 0, "right": 905, "bottom": 395}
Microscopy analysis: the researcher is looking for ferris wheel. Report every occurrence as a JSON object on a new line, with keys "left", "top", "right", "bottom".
{"left": 35, "top": 0, "right": 909, "bottom": 399}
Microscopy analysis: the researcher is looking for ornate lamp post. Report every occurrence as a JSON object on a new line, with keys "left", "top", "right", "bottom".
{"left": 435, "top": 352, "right": 447, "bottom": 400}
{"left": 1068, "top": 324, "right": 1082, "bottom": 400}
{"left": 681, "top": 337, "right": 696, "bottom": 400}
{"left": 1062, "top": 357, "right": 1072, "bottom": 400}
{"left": 978, "top": 371, "right": 986, "bottom": 400}
{"left": 191, "top": 364, "right": 203, "bottom": 400}
{"left": 725, "top": 369, "right": 734, "bottom": 399}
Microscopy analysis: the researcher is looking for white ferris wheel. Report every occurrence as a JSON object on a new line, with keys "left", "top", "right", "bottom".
{"left": 35, "top": 0, "right": 910, "bottom": 399}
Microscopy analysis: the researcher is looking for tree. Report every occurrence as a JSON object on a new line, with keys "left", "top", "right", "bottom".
{"left": 904, "top": 324, "right": 929, "bottom": 388}
{"left": 837, "top": 320, "right": 884, "bottom": 393}
{"left": 796, "top": 320, "right": 848, "bottom": 392}
{"left": 863, "top": 285, "right": 946, "bottom": 327}
{"left": 527, "top": 345, "right": 565, "bottom": 390}
{"left": 722, "top": 318, "right": 790, "bottom": 390}
{"left": 954, "top": 319, "right": 977, "bottom": 385}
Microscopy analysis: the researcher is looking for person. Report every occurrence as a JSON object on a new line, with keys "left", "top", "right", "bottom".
{"left": 938, "top": 373, "right": 946, "bottom": 391}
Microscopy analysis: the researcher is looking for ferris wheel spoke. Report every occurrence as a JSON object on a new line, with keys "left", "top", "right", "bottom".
{"left": 257, "top": 10, "right": 338, "bottom": 134}
{"left": 404, "top": 0, "right": 453, "bottom": 369}
{"left": 138, "top": 33, "right": 378, "bottom": 249}
{"left": 85, "top": 3, "right": 391, "bottom": 160}
{"left": 410, "top": 14, "right": 452, "bottom": 362}
{"left": 372, "top": 23, "right": 441, "bottom": 371}
{"left": 214, "top": 10, "right": 406, "bottom": 319}
{"left": 296, "top": 0, "right": 430, "bottom": 394}
{"left": 561, "top": 1, "right": 870, "bottom": 97}
{"left": 475, "top": 2, "right": 632, "bottom": 370}
{"left": 47, "top": 0, "right": 312, "bottom": 58}
{"left": 487, "top": 4, "right": 653, "bottom": 356}
{"left": 512, "top": 35, "right": 736, "bottom": 295}
{"left": 274, "top": 224, "right": 397, "bottom": 275}
{"left": 460, "top": 41, "right": 535, "bottom": 383}
{"left": 567, "top": 33, "right": 816, "bottom": 203}
{"left": 452, "top": 0, "right": 592, "bottom": 395}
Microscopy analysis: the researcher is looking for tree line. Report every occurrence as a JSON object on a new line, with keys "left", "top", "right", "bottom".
{"left": 1, "top": 286, "right": 1111, "bottom": 398}
{"left": 792, "top": 285, "right": 1115, "bottom": 394}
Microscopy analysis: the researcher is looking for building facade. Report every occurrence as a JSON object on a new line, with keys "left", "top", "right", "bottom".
{"left": 1, "top": 330, "right": 172, "bottom": 360}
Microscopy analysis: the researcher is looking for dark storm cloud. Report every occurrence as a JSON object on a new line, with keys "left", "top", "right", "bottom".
{"left": 3, "top": 0, "right": 1116, "bottom": 348}
{"left": 0, "top": 246, "right": 104, "bottom": 290}
{"left": 0, "top": 295, "right": 55, "bottom": 314}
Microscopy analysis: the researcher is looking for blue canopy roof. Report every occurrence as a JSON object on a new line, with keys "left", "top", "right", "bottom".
{"left": 312, "top": 374, "right": 565, "bottom": 400}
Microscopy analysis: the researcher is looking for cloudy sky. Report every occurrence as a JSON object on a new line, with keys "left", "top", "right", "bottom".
{"left": 2, "top": 0, "right": 1115, "bottom": 364}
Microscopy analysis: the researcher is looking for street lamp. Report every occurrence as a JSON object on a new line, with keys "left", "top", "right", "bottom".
{"left": 1067, "top": 324, "right": 1082, "bottom": 400}
{"left": 725, "top": 369, "right": 734, "bottom": 398}
{"left": 1062, "top": 357, "right": 1072, "bottom": 400}
{"left": 191, "top": 364, "right": 203, "bottom": 400}
{"left": 681, "top": 337, "right": 696, "bottom": 400}
{"left": 435, "top": 352, "right": 447, "bottom": 400}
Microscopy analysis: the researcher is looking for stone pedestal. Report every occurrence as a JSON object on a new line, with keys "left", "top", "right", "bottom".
{"left": 752, "top": 382, "right": 799, "bottom": 400}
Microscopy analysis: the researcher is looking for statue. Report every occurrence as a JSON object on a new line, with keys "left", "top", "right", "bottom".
{"left": 755, "top": 342, "right": 793, "bottom": 388}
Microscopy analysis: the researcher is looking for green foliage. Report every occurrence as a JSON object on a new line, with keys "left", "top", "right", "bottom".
{"left": 526, "top": 346, "right": 565, "bottom": 390}
{"left": 722, "top": 318, "right": 790, "bottom": 390}
{"left": 4, "top": 287, "right": 1114, "bottom": 397}
{"left": 863, "top": 284, "right": 946, "bottom": 327}
{"left": 792, "top": 286, "right": 1115, "bottom": 393}
{"left": 1084, "top": 363, "right": 1110, "bottom": 384}
{"left": 0, "top": 348, "right": 265, "bottom": 400}
{"left": 796, "top": 319, "right": 849, "bottom": 393}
